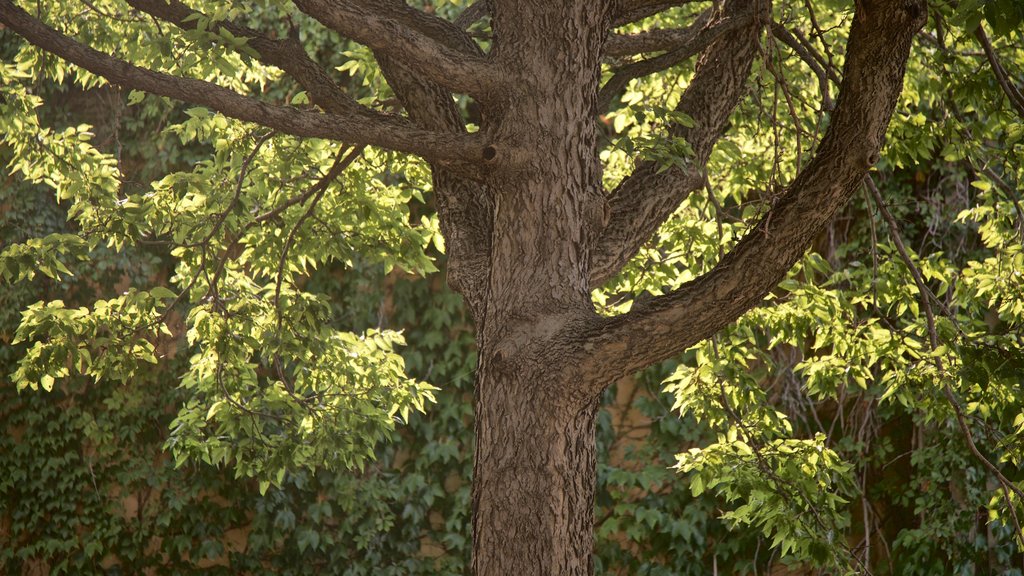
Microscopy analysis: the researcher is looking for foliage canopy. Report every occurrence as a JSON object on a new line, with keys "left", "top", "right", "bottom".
{"left": 1, "top": 0, "right": 1024, "bottom": 574}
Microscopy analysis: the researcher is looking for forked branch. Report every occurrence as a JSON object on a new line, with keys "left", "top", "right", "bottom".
{"left": 590, "top": 0, "right": 763, "bottom": 286}
{"left": 598, "top": 8, "right": 751, "bottom": 112}
{"left": 376, "top": 53, "right": 493, "bottom": 321}
{"left": 771, "top": 21, "right": 839, "bottom": 110}
{"left": 578, "top": 0, "right": 928, "bottom": 386}
{"left": 124, "top": 0, "right": 357, "bottom": 115}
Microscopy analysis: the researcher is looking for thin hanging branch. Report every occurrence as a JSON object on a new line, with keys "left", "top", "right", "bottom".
{"left": 975, "top": 25, "right": 1024, "bottom": 118}
{"left": 864, "top": 174, "right": 1024, "bottom": 544}
{"left": 771, "top": 22, "right": 837, "bottom": 110}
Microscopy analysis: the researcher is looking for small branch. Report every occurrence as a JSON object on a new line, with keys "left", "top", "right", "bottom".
{"left": 975, "top": 25, "right": 1024, "bottom": 118}
{"left": 256, "top": 146, "right": 358, "bottom": 226}
{"left": 133, "top": 131, "right": 274, "bottom": 335}
{"left": 200, "top": 144, "right": 363, "bottom": 321}
{"left": 274, "top": 145, "right": 365, "bottom": 317}
{"left": 211, "top": 132, "right": 275, "bottom": 247}
{"left": 771, "top": 22, "right": 837, "bottom": 111}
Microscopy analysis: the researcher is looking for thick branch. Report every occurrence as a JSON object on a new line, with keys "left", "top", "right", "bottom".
{"left": 579, "top": 0, "right": 928, "bottom": 384}
{"left": 357, "top": 0, "right": 483, "bottom": 55}
{"left": 124, "top": 0, "right": 356, "bottom": 115}
{"left": 612, "top": 0, "right": 697, "bottom": 28}
{"left": 590, "top": 1, "right": 762, "bottom": 286}
{"left": 0, "top": 0, "right": 492, "bottom": 168}
{"left": 376, "top": 54, "right": 493, "bottom": 321}
{"left": 606, "top": 9, "right": 714, "bottom": 56}
{"left": 292, "top": 0, "right": 496, "bottom": 99}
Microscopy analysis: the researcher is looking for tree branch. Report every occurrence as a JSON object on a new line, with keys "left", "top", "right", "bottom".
{"left": 612, "top": 0, "right": 698, "bottom": 28}
{"left": 454, "top": 1, "right": 488, "bottom": 30}
{"left": 123, "top": 0, "right": 357, "bottom": 116}
{"left": 599, "top": 8, "right": 747, "bottom": 111}
{"left": 344, "top": 0, "right": 483, "bottom": 56}
{"left": 0, "top": 0, "right": 494, "bottom": 169}
{"left": 376, "top": 53, "right": 493, "bottom": 321}
{"left": 578, "top": 0, "right": 928, "bottom": 385}
{"left": 975, "top": 24, "right": 1024, "bottom": 118}
{"left": 605, "top": 8, "right": 715, "bottom": 56}
{"left": 590, "top": 0, "right": 763, "bottom": 287}
{"left": 305, "top": 1, "right": 491, "bottom": 320}
{"left": 292, "top": 0, "right": 497, "bottom": 99}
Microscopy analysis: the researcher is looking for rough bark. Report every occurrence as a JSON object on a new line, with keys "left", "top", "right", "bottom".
{"left": 293, "top": 0, "right": 497, "bottom": 98}
{"left": 472, "top": 361, "right": 599, "bottom": 576}
{"left": 470, "top": 3, "right": 611, "bottom": 575}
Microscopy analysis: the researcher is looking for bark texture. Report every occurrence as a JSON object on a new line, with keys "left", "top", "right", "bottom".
{"left": 471, "top": 4, "right": 612, "bottom": 572}
{"left": 0, "top": 0, "right": 929, "bottom": 574}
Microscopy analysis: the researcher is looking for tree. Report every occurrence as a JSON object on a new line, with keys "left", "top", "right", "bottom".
{"left": 1, "top": 0, "right": 1023, "bottom": 574}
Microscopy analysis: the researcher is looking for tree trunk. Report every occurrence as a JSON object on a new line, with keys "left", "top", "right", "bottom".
{"left": 471, "top": 358, "right": 599, "bottom": 576}
{"left": 468, "top": 2, "right": 611, "bottom": 573}
{"left": 469, "top": 158, "right": 603, "bottom": 575}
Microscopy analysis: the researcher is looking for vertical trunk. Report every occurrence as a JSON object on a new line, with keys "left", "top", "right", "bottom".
{"left": 471, "top": 359, "right": 598, "bottom": 576}
{"left": 469, "top": 2, "right": 612, "bottom": 574}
